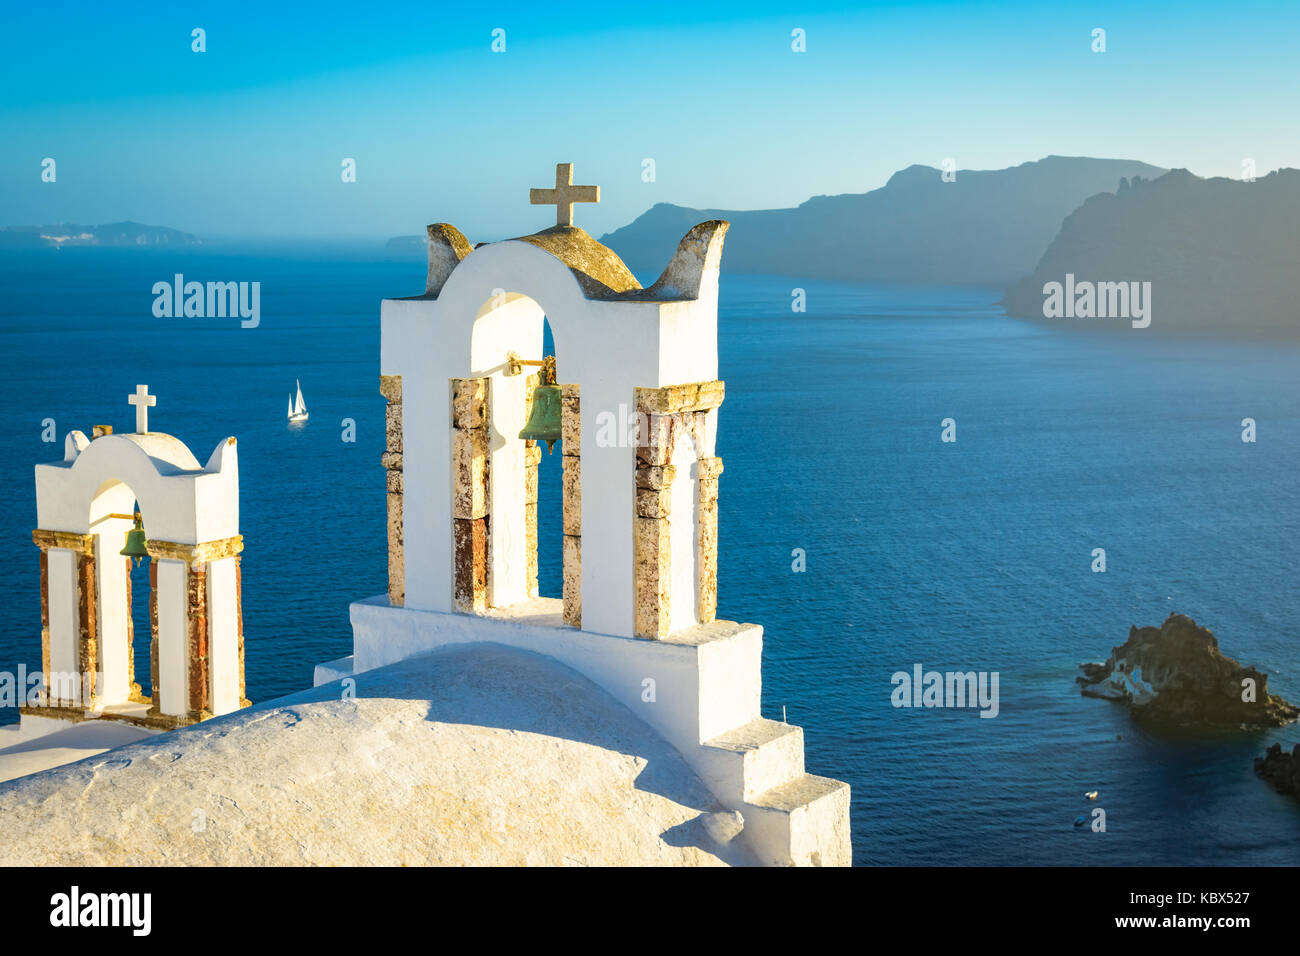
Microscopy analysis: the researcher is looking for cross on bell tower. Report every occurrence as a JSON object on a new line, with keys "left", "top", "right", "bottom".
{"left": 529, "top": 162, "right": 600, "bottom": 228}
{"left": 128, "top": 384, "right": 156, "bottom": 433}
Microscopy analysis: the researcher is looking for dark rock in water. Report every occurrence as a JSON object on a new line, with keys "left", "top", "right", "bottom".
{"left": 1077, "top": 613, "right": 1298, "bottom": 731}
{"left": 1077, "top": 661, "right": 1111, "bottom": 684}
{"left": 1255, "top": 743, "right": 1300, "bottom": 800}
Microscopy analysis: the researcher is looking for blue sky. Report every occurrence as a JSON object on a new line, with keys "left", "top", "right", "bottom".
{"left": 1, "top": 0, "right": 1295, "bottom": 239}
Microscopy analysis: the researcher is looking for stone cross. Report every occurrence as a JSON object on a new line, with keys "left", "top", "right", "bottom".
{"left": 530, "top": 163, "right": 599, "bottom": 228}
{"left": 128, "top": 384, "right": 156, "bottom": 433}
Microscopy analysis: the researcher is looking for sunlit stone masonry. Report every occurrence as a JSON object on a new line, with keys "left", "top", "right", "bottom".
{"left": 319, "top": 163, "right": 851, "bottom": 866}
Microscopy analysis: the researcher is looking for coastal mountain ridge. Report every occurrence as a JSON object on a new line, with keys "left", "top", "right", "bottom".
{"left": 1002, "top": 167, "right": 1300, "bottom": 336}
{"left": 0, "top": 221, "right": 200, "bottom": 248}
{"left": 599, "top": 156, "right": 1167, "bottom": 285}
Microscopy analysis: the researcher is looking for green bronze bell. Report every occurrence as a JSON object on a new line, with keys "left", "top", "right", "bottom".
{"left": 519, "top": 383, "right": 562, "bottom": 453}
{"left": 120, "top": 512, "right": 148, "bottom": 567}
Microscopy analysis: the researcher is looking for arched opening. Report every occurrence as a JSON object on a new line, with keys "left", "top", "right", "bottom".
{"left": 458, "top": 292, "right": 581, "bottom": 622}
{"left": 87, "top": 479, "right": 152, "bottom": 716}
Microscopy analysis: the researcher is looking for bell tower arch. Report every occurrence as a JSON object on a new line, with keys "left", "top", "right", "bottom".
{"left": 379, "top": 172, "right": 726, "bottom": 639}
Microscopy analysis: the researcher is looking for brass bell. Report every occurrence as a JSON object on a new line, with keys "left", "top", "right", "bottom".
{"left": 519, "top": 354, "right": 562, "bottom": 453}
{"left": 519, "top": 383, "right": 562, "bottom": 453}
{"left": 120, "top": 512, "right": 149, "bottom": 568}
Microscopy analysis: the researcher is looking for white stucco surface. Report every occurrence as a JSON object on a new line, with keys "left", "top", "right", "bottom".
{"left": 155, "top": 560, "right": 188, "bottom": 717}
{"left": 0, "top": 645, "right": 754, "bottom": 866}
{"left": 36, "top": 433, "right": 238, "bottom": 544}
{"left": 0, "top": 718, "right": 156, "bottom": 785}
{"left": 345, "top": 596, "right": 762, "bottom": 753}
{"left": 336, "top": 597, "right": 851, "bottom": 865}
{"left": 45, "top": 548, "right": 79, "bottom": 703}
{"left": 206, "top": 556, "right": 240, "bottom": 716}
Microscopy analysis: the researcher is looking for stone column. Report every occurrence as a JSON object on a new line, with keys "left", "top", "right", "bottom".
{"left": 561, "top": 384, "right": 581, "bottom": 626}
{"left": 149, "top": 559, "right": 160, "bottom": 712}
{"left": 452, "top": 377, "right": 490, "bottom": 612}
{"left": 236, "top": 555, "right": 247, "bottom": 706}
{"left": 186, "top": 564, "right": 209, "bottom": 718}
{"left": 77, "top": 551, "right": 98, "bottom": 705}
{"left": 633, "top": 455, "right": 674, "bottom": 639}
{"left": 380, "top": 374, "right": 404, "bottom": 607}
{"left": 39, "top": 549, "right": 50, "bottom": 704}
{"left": 697, "top": 456, "right": 724, "bottom": 624}
{"left": 147, "top": 536, "right": 244, "bottom": 725}
{"left": 31, "top": 530, "right": 95, "bottom": 707}
{"left": 632, "top": 381, "right": 725, "bottom": 640}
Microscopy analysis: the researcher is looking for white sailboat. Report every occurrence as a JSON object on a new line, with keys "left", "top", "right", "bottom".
{"left": 287, "top": 379, "right": 309, "bottom": 423}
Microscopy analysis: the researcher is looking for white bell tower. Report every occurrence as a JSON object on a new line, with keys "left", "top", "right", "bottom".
{"left": 25, "top": 386, "right": 248, "bottom": 733}
{"left": 321, "top": 165, "right": 851, "bottom": 866}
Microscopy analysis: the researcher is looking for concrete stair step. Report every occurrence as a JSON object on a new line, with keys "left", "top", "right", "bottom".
{"left": 702, "top": 717, "right": 804, "bottom": 805}
{"left": 744, "top": 773, "right": 852, "bottom": 867}
{"left": 313, "top": 655, "right": 356, "bottom": 687}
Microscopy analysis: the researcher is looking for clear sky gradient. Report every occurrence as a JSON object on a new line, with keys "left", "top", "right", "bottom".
{"left": 2, "top": 0, "right": 1295, "bottom": 239}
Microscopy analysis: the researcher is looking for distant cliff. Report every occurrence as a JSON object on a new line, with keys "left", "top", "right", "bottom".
{"left": 1003, "top": 168, "right": 1300, "bottom": 336}
{"left": 0, "top": 221, "right": 200, "bottom": 248}
{"left": 599, "top": 156, "right": 1165, "bottom": 285}
{"left": 1078, "top": 613, "right": 1298, "bottom": 731}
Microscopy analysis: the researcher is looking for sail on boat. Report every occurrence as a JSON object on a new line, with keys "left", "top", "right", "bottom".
{"left": 287, "top": 379, "right": 309, "bottom": 423}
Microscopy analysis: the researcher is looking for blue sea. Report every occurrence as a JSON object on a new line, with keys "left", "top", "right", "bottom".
{"left": 2, "top": 243, "right": 1298, "bottom": 866}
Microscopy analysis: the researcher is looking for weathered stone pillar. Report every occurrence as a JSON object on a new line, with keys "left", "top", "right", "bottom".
{"left": 634, "top": 456, "right": 674, "bottom": 639}
{"left": 31, "top": 530, "right": 95, "bottom": 707}
{"left": 697, "top": 456, "right": 724, "bottom": 624}
{"left": 452, "top": 377, "right": 490, "bottom": 612}
{"left": 149, "top": 559, "right": 160, "bottom": 713}
{"left": 380, "top": 374, "right": 404, "bottom": 607}
{"left": 77, "top": 552, "right": 98, "bottom": 704}
{"left": 186, "top": 565, "right": 209, "bottom": 718}
{"left": 632, "top": 381, "right": 725, "bottom": 639}
{"left": 38, "top": 549, "right": 50, "bottom": 706}
{"left": 146, "top": 536, "right": 245, "bottom": 725}
{"left": 561, "top": 383, "right": 581, "bottom": 626}
{"left": 236, "top": 555, "right": 247, "bottom": 706}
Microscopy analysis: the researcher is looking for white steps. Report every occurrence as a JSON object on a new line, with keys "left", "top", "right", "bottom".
{"left": 702, "top": 717, "right": 804, "bottom": 805}
{"left": 744, "top": 773, "right": 852, "bottom": 867}
{"left": 701, "top": 717, "right": 850, "bottom": 866}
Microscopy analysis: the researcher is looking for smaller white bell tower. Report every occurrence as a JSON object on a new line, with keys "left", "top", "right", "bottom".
{"left": 24, "top": 385, "right": 248, "bottom": 733}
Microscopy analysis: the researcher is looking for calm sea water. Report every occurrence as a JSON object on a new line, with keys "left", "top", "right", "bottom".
{"left": 1, "top": 243, "right": 1298, "bottom": 866}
